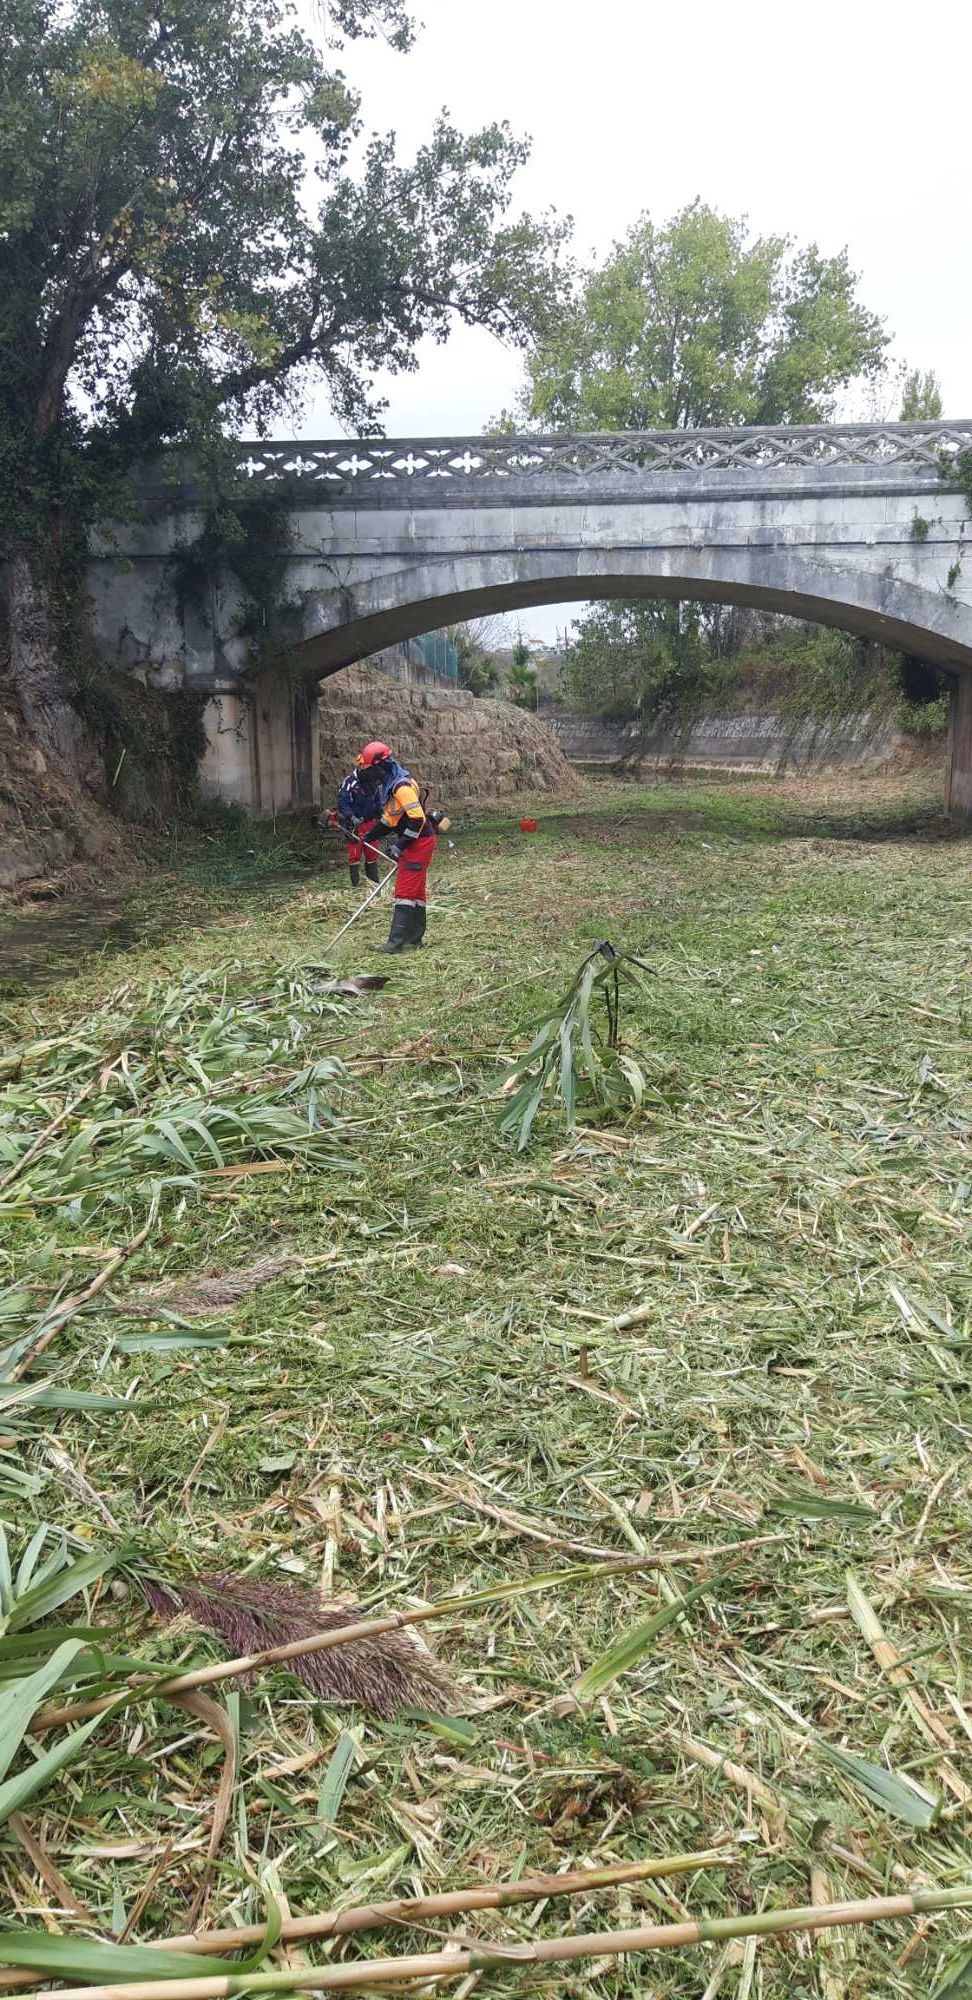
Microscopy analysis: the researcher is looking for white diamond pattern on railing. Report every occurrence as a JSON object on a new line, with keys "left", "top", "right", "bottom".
{"left": 227, "top": 423, "right": 972, "bottom": 494}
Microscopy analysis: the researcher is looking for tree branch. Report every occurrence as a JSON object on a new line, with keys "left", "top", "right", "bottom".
{"left": 35, "top": 251, "right": 132, "bottom": 436}
{"left": 209, "top": 307, "right": 328, "bottom": 410}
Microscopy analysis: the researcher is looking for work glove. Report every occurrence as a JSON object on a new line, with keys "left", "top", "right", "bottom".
{"left": 387, "top": 838, "right": 404, "bottom": 860}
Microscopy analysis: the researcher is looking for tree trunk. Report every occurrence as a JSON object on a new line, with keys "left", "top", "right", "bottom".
{"left": 5, "top": 546, "right": 88, "bottom": 787}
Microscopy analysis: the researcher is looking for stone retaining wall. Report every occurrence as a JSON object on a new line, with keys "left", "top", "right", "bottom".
{"left": 319, "top": 664, "right": 576, "bottom": 809}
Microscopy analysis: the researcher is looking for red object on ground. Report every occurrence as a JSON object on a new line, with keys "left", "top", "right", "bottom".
{"left": 394, "top": 829, "right": 438, "bottom": 905}
{"left": 520, "top": 818, "right": 538, "bottom": 833}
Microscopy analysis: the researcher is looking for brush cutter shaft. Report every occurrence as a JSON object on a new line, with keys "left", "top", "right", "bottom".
{"left": 323, "top": 867, "right": 396, "bottom": 953}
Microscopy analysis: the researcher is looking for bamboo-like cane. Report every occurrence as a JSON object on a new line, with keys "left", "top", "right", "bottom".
{"left": 0, "top": 1077, "right": 98, "bottom": 1197}
{"left": 21, "top": 1887, "right": 972, "bottom": 2000}
{"left": 30, "top": 1560, "right": 712, "bottom": 1737}
{"left": 0, "top": 1850, "right": 730, "bottom": 1991}
{"left": 9, "top": 1200, "right": 158, "bottom": 1380}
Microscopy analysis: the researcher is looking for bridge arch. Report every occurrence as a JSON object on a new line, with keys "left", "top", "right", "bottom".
{"left": 298, "top": 545, "right": 972, "bottom": 680}
{"left": 292, "top": 546, "right": 972, "bottom": 820}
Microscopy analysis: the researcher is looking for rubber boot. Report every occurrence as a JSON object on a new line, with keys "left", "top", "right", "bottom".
{"left": 364, "top": 859, "right": 380, "bottom": 884}
{"left": 409, "top": 904, "right": 427, "bottom": 948}
{"left": 348, "top": 863, "right": 361, "bottom": 888}
{"left": 381, "top": 901, "right": 413, "bottom": 953}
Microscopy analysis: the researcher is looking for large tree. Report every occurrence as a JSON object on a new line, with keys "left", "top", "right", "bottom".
{"left": 0, "top": 0, "right": 565, "bottom": 780}
{"left": 563, "top": 601, "right": 712, "bottom": 724}
{"left": 518, "top": 199, "right": 888, "bottom": 432}
{"left": 515, "top": 201, "right": 891, "bottom": 723}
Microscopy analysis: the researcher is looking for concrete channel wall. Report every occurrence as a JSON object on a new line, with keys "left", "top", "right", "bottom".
{"left": 547, "top": 709, "right": 916, "bottom": 776}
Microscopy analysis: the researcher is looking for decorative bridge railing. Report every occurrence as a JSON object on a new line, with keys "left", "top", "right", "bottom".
{"left": 229, "top": 421, "right": 972, "bottom": 496}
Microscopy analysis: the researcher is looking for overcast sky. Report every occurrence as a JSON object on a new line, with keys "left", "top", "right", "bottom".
{"left": 298, "top": 0, "right": 972, "bottom": 640}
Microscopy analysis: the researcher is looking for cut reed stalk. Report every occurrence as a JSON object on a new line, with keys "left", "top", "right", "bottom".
{"left": 30, "top": 1562, "right": 723, "bottom": 1737}
{"left": 0, "top": 1850, "right": 731, "bottom": 1990}
{"left": 0, "top": 1078, "right": 98, "bottom": 1196}
{"left": 10, "top": 1207, "right": 158, "bottom": 1381}
{"left": 22, "top": 1887, "right": 972, "bottom": 1999}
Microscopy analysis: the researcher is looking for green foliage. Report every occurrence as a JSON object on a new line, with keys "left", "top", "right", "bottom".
{"left": 900, "top": 368, "right": 943, "bottom": 420}
{"left": 894, "top": 654, "right": 949, "bottom": 737}
{"left": 1, "top": 0, "right": 561, "bottom": 482}
{"left": 0, "top": 1527, "right": 124, "bottom": 1823}
{"left": 749, "top": 629, "right": 950, "bottom": 739}
{"left": 758, "top": 626, "right": 884, "bottom": 723}
{"left": 0, "top": 0, "right": 566, "bottom": 754}
{"left": 0, "top": 1526, "right": 286, "bottom": 1965}
{"left": 0, "top": 1365, "right": 128, "bottom": 1448}
{"left": 516, "top": 200, "right": 888, "bottom": 431}
{"left": 170, "top": 477, "right": 299, "bottom": 670}
{"left": 932, "top": 1945, "right": 972, "bottom": 1998}
{"left": 0, "top": 964, "right": 360, "bottom": 1218}
{"left": 911, "top": 512, "right": 931, "bottom": 543}
{"left": 0, "top": 1531, "right": 117, "bottom": 1641}
{"left": 515, "top": 202, "right": 891, "bottom": 745}
{"left": 573, "top": 1580, "right": 714, "bottom": 1699}
{"left": 955, "top": 449, "right": 972, "bottom": 515}
{"left": 820, "top": 1745, "right": 939, "bottom": 1828}
{"left": 499, "top": 942, "right": 653, "bottom": 1149}
{"left": 565, "top": 607, "right": 951, "bottom": 742}
{"left": 0, "top": 1927, "right": 279, "bottom": 1985}
{"left": 462, "top": 654, "right": 500, "bottom": 698}
{"left": 506, "top": 639, "right": 537, "bottom": 706}
{"left": 563, "top": 600, "right": 723, "bottom": 726}
{"left": 68, "top": 664, "right": 208, "bottom": 816}
{"left": 768, "top": 1491, "right": 876, "bottom": 1523}
{"left": 444, "top": 622, "right": 500, "bottom": 698}
{"left": 897, "top": 694, "right": 950, "bottom": 738}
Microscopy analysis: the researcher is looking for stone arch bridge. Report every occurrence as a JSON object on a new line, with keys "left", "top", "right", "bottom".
{"left": 89, "top": 420, "right": 972, "bottom": 813}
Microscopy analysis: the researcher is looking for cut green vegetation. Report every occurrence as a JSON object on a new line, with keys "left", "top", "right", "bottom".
{"left": 0, "top": 766, "right": 970, "bottom": 1999}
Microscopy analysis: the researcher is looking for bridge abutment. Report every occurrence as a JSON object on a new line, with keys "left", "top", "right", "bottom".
{"left": 198, "top": 674, "right": 320, "bottom": 815}
{"left": 945, "top": 676, "right": 972, "bottom": 818}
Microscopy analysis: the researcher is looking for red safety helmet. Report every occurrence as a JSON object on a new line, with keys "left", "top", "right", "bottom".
{"left": 356, "top": 740, "right": 393, "bottom": 769}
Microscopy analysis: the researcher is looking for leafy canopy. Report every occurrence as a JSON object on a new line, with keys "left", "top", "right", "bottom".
{"left": 563, "top": 600, "right": 717, "bottom": 725}
{"left": 0, "top": 0, "right": 567, "bottom": 543}
{"left": 443, "top": 622, "right": 501, "bottom": 699}
{"left": 524, "top": 201, "right": 893, "bottom": 732}
{"left": 517, "top": 199, "right": 888, "bottom": 432}
{"left": 506, "top": 638, "right": 537, "bottom": 706}
{"left": 900, "top": 368, "right": 943, "bottom": 420}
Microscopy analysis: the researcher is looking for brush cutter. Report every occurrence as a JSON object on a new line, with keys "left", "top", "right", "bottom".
{"left": 318, "top": 807, "right": 451, "bottom": 955}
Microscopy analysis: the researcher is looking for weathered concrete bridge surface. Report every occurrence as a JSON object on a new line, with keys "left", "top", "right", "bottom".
{"left": 88, "top": 421, "right": 972, "bottom": 813}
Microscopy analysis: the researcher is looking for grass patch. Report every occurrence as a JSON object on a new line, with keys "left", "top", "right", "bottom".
{"left": 0, "top": 767, "right": 970, "bottom": 1996}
